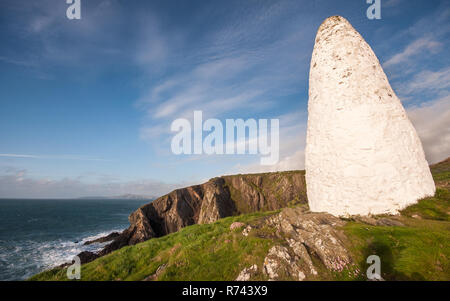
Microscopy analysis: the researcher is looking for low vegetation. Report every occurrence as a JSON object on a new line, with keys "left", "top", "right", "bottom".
{"left": 30, "top": 211, "right": 279, "bottom": 281}
{"left": 30, "top": 159, "right": 450, "bottom": 281}
{"left": 343, "top": 160, "right": 450, "bottom": 280}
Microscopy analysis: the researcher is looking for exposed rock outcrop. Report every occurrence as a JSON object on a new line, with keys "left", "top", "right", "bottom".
{"left": 76, "top": 251, "right": 99, "bottom": 264}
{"left": 143, "top": 264, "right": 167, "bottom": 281}
{"left": 236, "top": 206, "right": 354, "bottom": 281}
{"left": 230, "top": 222, "right": 245, "bottom": 230}
{"left": 263, "top": 245, "right": 306, "bottom": 281}
{"left": 265, "top": 207, "right": 352, "bottom": 278}
{"left": 235, "top": 264, "right": 258, "bottom": 281}
{"left": 352, "top": 215, "right": 404, "bottom": 227}
{"left": 83, "top": 232, "right": 120, "bottom": 245}
{"left": 90, "top": 171, "right": 306, "bottom": 261}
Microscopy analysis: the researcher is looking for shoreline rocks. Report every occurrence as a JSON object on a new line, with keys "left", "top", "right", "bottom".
{"left": 83, "top": 232, "right": 120, "bottom": 245}
{"left": 75, "top": 171, "right": 307, "bottom": 264}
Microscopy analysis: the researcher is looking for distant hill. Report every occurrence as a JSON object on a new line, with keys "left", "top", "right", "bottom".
{"left": 77, "top": 194, "right": 155, "bottom": 200}
{"left": 31, "top": 157, "right": 449, "bottom": 281}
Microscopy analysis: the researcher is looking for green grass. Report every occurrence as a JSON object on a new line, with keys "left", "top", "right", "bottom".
{"left": 31, "top": 160, "right": 450, "bottom": 281}
{"left": 430, "top": 158, "right": 450, "bottom": 174}
{"left": 433, "top": 171, "right": 450, "bottom": 182}
{"left": 31, "top": 188, "right": 450, "bottom": 281}
{"left": 30, "top": 211, "right": 278, "bottom": 281}
{"left": 400, "top": 188, "right": 449, "bottom": 221}
{"left": 343, "top": 218, "right": 449, "bottom": 280}
{"left": 30, "top": 191, "right": 450, "bottom": 281}
{"left": 343, "top": 173, "right": 450, "bottom": 281}
{"left": 340, "top": 159, "right": 450, "bottom": 280}
{"left": 431, "top": 158, "right": 450, "bottom": 185}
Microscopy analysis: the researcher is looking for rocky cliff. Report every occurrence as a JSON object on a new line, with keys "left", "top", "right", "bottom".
{"left": 94, "top": 171, "right": 306, "bottom": 259}
{"left": 33, "top": 157, "right": 449, "bottom": 280}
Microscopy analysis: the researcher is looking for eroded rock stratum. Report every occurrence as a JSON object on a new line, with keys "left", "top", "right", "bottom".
{"left": 235, "top": 206, "right": 355, "bottom": 281}
{"left": 97, "top": 171, "right": 306, "bottom": 258}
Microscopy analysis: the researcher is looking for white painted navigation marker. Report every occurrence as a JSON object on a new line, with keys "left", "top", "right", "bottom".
{"left": 305, "top": 16, "right": 435, "bottom": 216}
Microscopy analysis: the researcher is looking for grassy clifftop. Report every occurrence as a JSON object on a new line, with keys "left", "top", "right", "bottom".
{"left": 31, "top": 211, "right": 278, "bottom": 281}
{"left": 31, "top": 159, "right": 450, "bottom": 281}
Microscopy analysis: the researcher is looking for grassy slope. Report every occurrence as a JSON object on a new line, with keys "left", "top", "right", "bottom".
{"left": 30, "top": 161, "right": 450, "bottom": 281}
{"left": 343, "top": 163, "right": 450, "bottom": 281}
{"left": 30, "top": 211, "right": 279, "bottom": 281}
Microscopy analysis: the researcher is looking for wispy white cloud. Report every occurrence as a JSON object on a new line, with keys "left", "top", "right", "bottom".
{"left": 383, "top": 38, "right": 441, "bottom": 68}
{"left": 235, "top": 94, "right": 450, "bottom": 174}
{"left": 397, "top": 66, "right": 450, "bottom": 97}
{"left": 0, "top": 0, "right": 127, "bottom": 72}
{"left": 134, "top": 15, "right": 171, "bottom": 66}
{"left": 0, "top": 55, "right": 37, "bottom": 67}
{"left": 1, "top": 0, "right": 448, "bottom": 197}
{"left": 407, "top": 95, "right": 450, "bottom": 164}
{"left": 234, "top": 148, "right": 305, "bottom": 174}
{"left": 136, "top": 3, "right": 314, "bottom": 154}
{"left": 233, "top": 6, "right": 450, "bottom": 174}
{"left": 383, "top": 0, "right": 404, "bottom": 8}
{"left": 0, "top": 154, "right": 111, "bottom": 162}
{"left": 231, "top": 109, "right": 307, "bottom": 174}
{"left": 0, "top": 154, "right": 39, "bottom": 159}
{"left": 0, "top": 168, "right": 183, "bottom": 199}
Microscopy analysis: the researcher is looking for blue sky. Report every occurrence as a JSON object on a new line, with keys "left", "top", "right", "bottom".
{"left": 0, "top": 0, "right": 449, "bottom": 198}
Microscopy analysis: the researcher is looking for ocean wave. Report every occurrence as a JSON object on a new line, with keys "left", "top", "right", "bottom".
{"left": 0, "top": 228, "right": 124, "bottom": 281}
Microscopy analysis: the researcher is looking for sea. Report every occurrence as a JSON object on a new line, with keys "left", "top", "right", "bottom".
{"left": 0, "top": 198, "right": 150, "bottom": 281}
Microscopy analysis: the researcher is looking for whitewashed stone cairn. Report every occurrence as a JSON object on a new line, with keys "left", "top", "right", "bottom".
{"left": 305, "top": 16, "right": 435, "bottom": 216}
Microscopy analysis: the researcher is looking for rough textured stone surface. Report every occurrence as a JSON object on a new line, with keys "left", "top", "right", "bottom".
{"left": 376, "top": 218, "right": 404, "bottom": 227}
{"left": 353, "top": 215, "right": 404, "bottom": 227}
{"left": 230, "top": 222, "right": 246, "bottom": 230}
{"left": 211, "top": 206, "right": 354, "bottom": 281}
{"left": 91, "top": 171, "right": 306, "bottom": 261}
{"left": 225, "top": 172, "right": 307, "bottom": 213}
{"left": 143, "top": 264, "right": 167, "bottom": 281}
{"left": 83, "top": 232, "right": 120, "bottom": 245}
{"left": 267, "top": 208, "right": 352, "bottom": 275}
{"left": 242, "top": 225, "right": 252, "bottom": 237}
{"left": 76, "top": 251, "right": 99, "bottom": 264}
{"left": 235, "top": 264, "right": 258, "bottom": 281}
{"left": 263, "top": 245, "right": 305, "bottom": 281}
{"left": 305, "top": 16, "right": 435, "bottom": 216}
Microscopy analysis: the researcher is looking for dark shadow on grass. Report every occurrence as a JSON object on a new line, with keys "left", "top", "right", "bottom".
{"left": 360, "top": 240, "right": 425, "bottom": 281}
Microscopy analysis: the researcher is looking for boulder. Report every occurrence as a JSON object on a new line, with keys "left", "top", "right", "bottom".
{"left": 235, "top": 264, "right": 258, "bottom": 281}
{"left": 230, "top": 222, "right": 245, "bottom": 230}
{"left": 83, "top": 232, "right": 120, "bottom": 245}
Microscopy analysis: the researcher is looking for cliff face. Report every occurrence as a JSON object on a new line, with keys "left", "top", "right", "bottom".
{"left": 99, "top": 171, "right": 306, "bottom": 257}
{"left": 34, "top": 158, "right": 449, "bottom": 280}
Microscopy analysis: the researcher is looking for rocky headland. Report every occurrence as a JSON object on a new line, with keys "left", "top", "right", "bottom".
{"left": 31, "top": 157, "right": 449, "bottom": 281}
{"left": 81, "top": 171, "right": 307, "bottom": 263}
{"left": 30, "top": 15, "right": 450, "bottom": 281}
